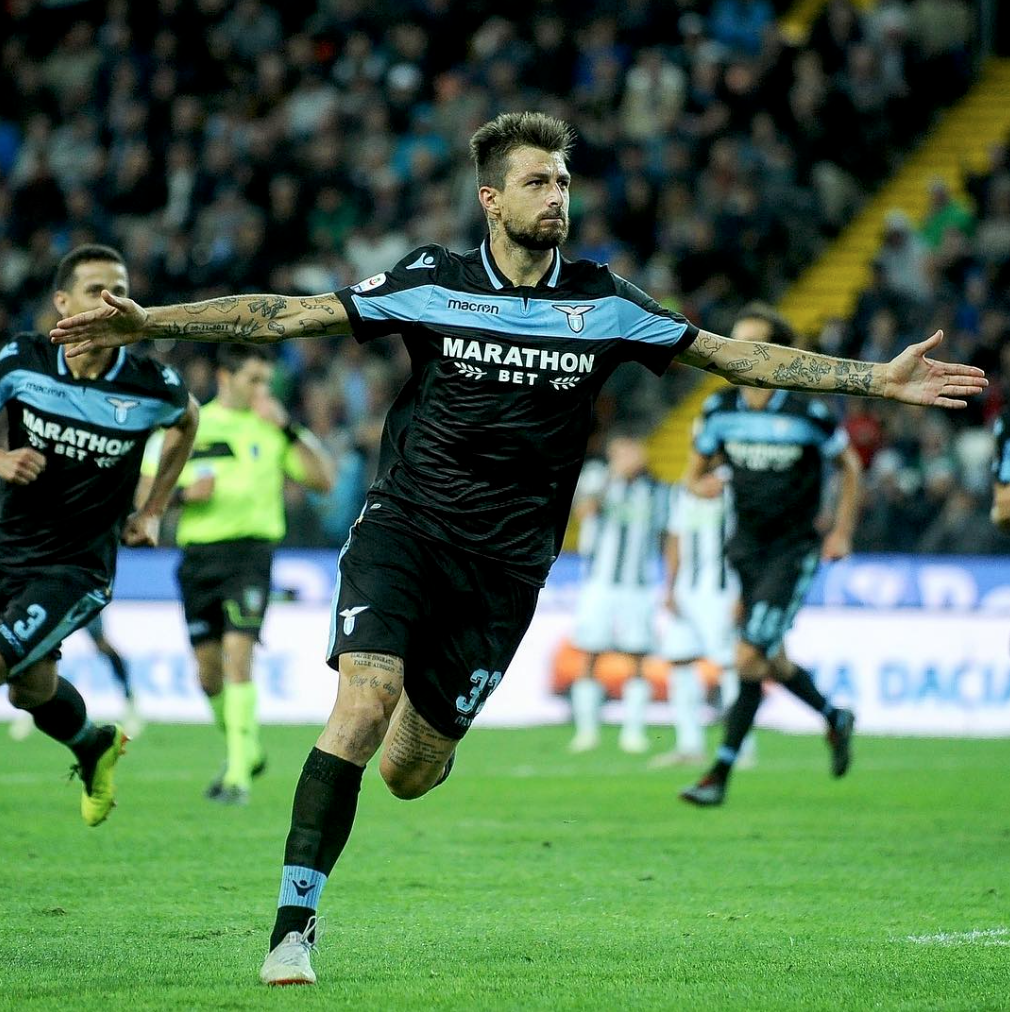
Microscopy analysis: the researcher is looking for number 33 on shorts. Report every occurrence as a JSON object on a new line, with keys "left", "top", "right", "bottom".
{"left": 456, "top": 668, "right": 503, "bottom": 716}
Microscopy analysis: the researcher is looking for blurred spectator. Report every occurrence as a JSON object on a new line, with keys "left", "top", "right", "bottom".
{"left": 0, "top": 1, "right": 999, "bottom": 549}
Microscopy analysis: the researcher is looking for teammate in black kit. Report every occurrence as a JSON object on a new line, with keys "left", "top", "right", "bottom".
{"left": 679, "top": 305, "right": 864, "bottom": 807}
{"left": 50, "top": 114, "right": 986, "bottom": 984}
{"left": 990, "top": 410, "right": 1010, "bottom": 533}
{"left": 0, "top": 244, "right": 198, "bottom": 826}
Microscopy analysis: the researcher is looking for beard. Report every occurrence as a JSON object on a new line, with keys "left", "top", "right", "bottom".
{"left": 502, "top": 212, "right": 569, "bottom": 250}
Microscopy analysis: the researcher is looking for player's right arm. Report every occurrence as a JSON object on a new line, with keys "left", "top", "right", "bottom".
{"left": 991, "top": 416, "right": 1010, "bottom": 532}
{"left": 123, "top": 395, "right": 200, "bottom": 546}
{"left": 49, "top": 292, "right": 353, "bottom": 357}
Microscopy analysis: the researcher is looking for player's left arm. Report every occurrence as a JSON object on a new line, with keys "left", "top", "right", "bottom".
{"left": 991, "top": 483, "right": 1010, "bottom": 532}
{"left": 822, "top": 446, "right": 863, "bottom": 561}
{"left": 122, "top": 395, "right": 200, "bottom": 546}
{"left": 678, "top": 329, "right": 986, "bottom": 408}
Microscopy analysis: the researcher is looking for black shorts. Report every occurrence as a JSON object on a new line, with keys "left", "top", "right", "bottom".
{"left": 729, "top": 537, "right": 821, "bottom": 656}
{"left": 327, "top": 519, "right": 540, "bottom": 740}
{"left": 0, "top": 567, "right": 110, "bottom": 679}
{"left": 176, "top": 539, "right": 274, "bottom": 646}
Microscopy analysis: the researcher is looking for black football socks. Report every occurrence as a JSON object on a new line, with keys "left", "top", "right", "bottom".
{"left": 270, "top": 748, "right": 364, "bottom": 949}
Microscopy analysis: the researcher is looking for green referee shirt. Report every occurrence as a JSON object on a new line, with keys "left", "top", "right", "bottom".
{"left": 154, "top": 399, "right": 308, "bottom": 545}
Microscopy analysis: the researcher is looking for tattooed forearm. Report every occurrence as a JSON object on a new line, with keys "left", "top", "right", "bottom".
{"left": 681, "top": 331, "right": 885, "bottom": 397}
{"left": 143, "top": 293, "right": 350, "bottom": 344}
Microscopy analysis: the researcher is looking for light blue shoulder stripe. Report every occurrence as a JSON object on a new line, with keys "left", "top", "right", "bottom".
{"left": 0, "top": 369, "right": 179, "bottom": 431}
{"left": 351, "top": 285, "right": 691, "bottom": 346}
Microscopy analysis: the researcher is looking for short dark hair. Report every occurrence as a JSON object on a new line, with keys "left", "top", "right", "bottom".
{"left": 216, "top": 344, "right": 274, "bottom": 373}
{"left": 469, "top": 112, "right": 576, "bottom": 189}
{"left": 735, "top": 301, "right": 796, "bottom": 348}
{"left": 54, "top": 244, "right": 127, "bottom": 292}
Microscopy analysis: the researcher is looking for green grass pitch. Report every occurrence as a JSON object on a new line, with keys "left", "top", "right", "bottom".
{"left": 1, "top": 723, "right": 1007, "bottom": 1011}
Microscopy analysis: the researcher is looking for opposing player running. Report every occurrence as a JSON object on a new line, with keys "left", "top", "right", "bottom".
{"left": 50, "top": 114, "right": 986, "bottom": 982}
{"left": 1, "top": 244, "right": 198, "bottom": 826}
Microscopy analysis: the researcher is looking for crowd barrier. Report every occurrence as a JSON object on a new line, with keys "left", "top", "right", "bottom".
{"left": 1, "top": 551, "right": 1007, "bottom": 736}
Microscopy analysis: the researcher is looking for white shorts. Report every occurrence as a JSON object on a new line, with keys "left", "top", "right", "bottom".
{"left": 572, "top": 582, "right": 656, "bottom": 655}
{"left": 659, "top": 587, "right": 737, "bottom": 667}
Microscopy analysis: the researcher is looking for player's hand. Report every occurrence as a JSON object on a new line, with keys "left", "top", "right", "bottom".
{"left": 183, "top": 474, "right": 215, "bottom": 503}
{"left": 252, "top": 391, "right": 289, "bottom": 428}
{"left": 0, "top": 447, "right": 46, "bottom": 485}
{"left": 821, "top": 529, "right": 852, "bottom": 561}
{"left": 122, "top": 510, "right": 160, "bottom": 547}
{"left": 49, "top": 290, "right": 150, "bottom": 359}
{"left": 689, "top": 472, "right": 724, "bottom": 499}
{"left": 883, "top": 331, "right": 987, "bottom": 409}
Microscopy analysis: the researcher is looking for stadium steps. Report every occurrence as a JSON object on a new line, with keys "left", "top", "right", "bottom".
{"left": 647, "top": 372, "right": 727, "bottom": 482}
{"left": 647, "top": 58, "right": 1010, "bottom": 483}
{"left": 780, "top": 0, "right": 876, "bottom": 45}
{"left": 778, "top": 57, "right": 1010, "bottom": 336}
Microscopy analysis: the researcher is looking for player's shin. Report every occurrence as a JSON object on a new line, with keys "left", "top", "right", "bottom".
{"left": 22, "top": 676, "right": 102, "bottom": 761}
{"left": 711, "top": 679, "right": 763, "bottom": 781}
{"left": 270, "top": 748, "right": 364, "bottom": 949}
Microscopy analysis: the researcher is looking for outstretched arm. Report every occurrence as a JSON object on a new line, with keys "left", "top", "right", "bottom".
{"left": 679, "top": 329, "right": 986, "bottom": 408}
{"left": 50, "top": 291, "right": 352, "bottom": 357}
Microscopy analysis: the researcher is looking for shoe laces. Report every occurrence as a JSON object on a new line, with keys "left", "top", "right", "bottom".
{"left": 299, "top": 915, "right": 325, "bottom": 950}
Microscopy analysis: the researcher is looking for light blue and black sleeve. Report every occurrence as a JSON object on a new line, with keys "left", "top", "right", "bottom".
{"left": 993, "top": 413, "right": 1010, "bottom": 484}
{"left": 333, "top": 246, "right": 443, "bottom": 344}
{"left": 149, "top": 361, "right": 191, "bottom": 428}
{"left": 692, "top": 392, "right": 726, "bottom": 457}
{"left": 807, "top": 399, "right": 849, "bottom": 460}
{"left": 611, "top": 275, "right": 699, "bottom": 375}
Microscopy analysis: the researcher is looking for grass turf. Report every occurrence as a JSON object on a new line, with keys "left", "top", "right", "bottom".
{"left": 0, "top": 723, "right": 1007, "bottom": 1011}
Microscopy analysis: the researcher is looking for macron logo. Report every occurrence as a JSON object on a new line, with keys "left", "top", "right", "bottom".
{"left": 447, "top": 298, "right": 499, "bottom": 315}
{"left": 405, "top": 253, "right": 437, "bottom": 271}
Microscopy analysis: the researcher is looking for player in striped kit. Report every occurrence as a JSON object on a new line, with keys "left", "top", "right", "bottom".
{"left": 569, "top": 431, "right": 669, "bottom": 754}
{"left": 651, "top": 477, "right": 756, "bottom": 769}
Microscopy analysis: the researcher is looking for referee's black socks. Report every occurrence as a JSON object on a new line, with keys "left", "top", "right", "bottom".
{"left": 270, "top": 748, "right": 364, "bottom": 949}
{"left": 25, "top": 676, "right": 102, "bottom": 762}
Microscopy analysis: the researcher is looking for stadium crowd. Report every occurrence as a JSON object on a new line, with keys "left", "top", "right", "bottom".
{"left": 0, "top": 0, "right": 1000, "bottom": 552}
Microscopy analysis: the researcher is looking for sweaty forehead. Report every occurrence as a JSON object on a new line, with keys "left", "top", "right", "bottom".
{"left": 505, "top": 146, "right": 569, "bottom": 183}
{"left": 71, "top": 262, "right": 129, "bottom": 291}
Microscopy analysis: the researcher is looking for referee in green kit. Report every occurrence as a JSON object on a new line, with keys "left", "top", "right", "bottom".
{"left": 171, "top": 345, "right": 333, "bottom": 804}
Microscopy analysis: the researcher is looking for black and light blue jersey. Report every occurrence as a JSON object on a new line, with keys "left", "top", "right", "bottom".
{"left": 0, "top": 333, "right": 189, "bottom": 578}
{"left": 694, "top": 388, "right": 847, "bottom": 544}
{"left": 334, "top": 241, "right": 697, "bottom": 584}
{"left": 993, "top": 412, "right": 1010, "bottom": 484}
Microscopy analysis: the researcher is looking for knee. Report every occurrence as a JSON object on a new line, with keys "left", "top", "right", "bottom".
{"left": 379, "top": 760, "right": 432, "bottom": 801}
{"left": 736, "top": 642, "right": 770, "bottom": 681}
{"left": 8, "top": 681, "right": 50, "bottom": 710}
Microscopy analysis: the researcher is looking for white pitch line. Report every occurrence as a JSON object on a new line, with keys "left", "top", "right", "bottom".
{"left": 905, "top": 928, "right": 1010, "bottom": 946}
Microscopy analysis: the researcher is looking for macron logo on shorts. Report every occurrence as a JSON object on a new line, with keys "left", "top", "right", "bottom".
{"left": 339, "top": 606, "right": 370, "bottom": 635}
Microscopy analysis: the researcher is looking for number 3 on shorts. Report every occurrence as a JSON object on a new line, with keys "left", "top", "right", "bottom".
{"left": 456, "top": 668, "right": 503, "bottom": 716}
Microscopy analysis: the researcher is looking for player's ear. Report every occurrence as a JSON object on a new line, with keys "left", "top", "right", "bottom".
{"left": 53, "top": 290, "right": 69, "bottom": 316}
{"left": 478, "top": 184, "right": 501, "bottom": 219}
